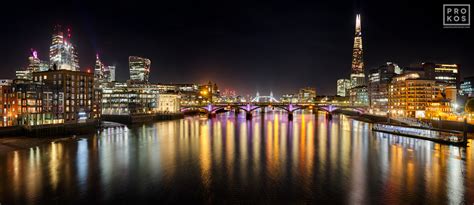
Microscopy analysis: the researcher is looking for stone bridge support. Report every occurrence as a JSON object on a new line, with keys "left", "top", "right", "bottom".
{"left": 246, "top": 111, "right": 252, "bottom": 120}
{"left": 288, "top": 112, "right": 293, "bottom": 121}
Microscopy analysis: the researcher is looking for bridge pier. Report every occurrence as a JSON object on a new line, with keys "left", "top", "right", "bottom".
{"left": 208, "top": 112, "right": 216, "bottom": 119}
{"left": 234, "top": 108, "right": 239, "bottom": 117}
{"left": 246, "top": 112, "right": 252, "bottom": 120}
{"left": 325, "top": 112, "right": 332, "bottom": 121}
{"left": 288, "top": 112, "right": 293, "bottom": 121}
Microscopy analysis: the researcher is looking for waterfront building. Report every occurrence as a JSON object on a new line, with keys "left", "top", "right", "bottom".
{"left": 315, "top": 95, "right": 350, "bottom": 106}
{"left": 388, "top": 72, "right": 441, "bottom": 118}
{"left": 129, "top": 56, "right": 151, "bottom": 83}
{"left": 101, "top": 83, "right": 150, "bottom": 115}
{"left": 49, "top": 25, "right": 79, "bottom": 71}
{"left": 101, "top": 82, "right": 184, "bottom": 115}
{"left": 33, "top": 70, "right": 98, "bottom": 123}
{"left": 350, "top": 14, "right": 365, "bottom": 87}
{"left": 0, "top": 80, "right": 16, "bottom": 127}
{"left": 368, "top": 62, "right": 398, "bottom": 115}
{"left": 425, "top": 98, "right": 455, "bottom": 120}
{"left": 337, "top": 79, "right": 351, "bottom": 97}
{"left": 298, "top": 87, "right": 316, "bottom": 103}
{"left": 281, "top": 94, "right": 299, "bottom": 104}
{"left": 460, "top": 76, "right": 474, "bottom": 97}
{"left": 0, "top": 79, "right": 57, "bottom": 126}
{"left": 157, "top": 93, "right": 180, "bottom": 113}
{"left": 349, "top": 85, "right": 368, "bottom": 106}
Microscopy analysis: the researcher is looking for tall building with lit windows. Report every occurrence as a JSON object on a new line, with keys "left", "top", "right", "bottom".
{"left": 388, "top": 72, "right": 442, "bottom": 118}
{"left": 433, "top": 64, "right": 460, "bottom": 88}
{"left": 32, "top": 70, "right": 99, "bottom": 124}
{"left": 94, "top": 53, "right": 105, "bottom": 84}
{"left": 49, "top": 25, "right": 79, "bottom": 71}
{"left": 94, "top": 54, "right": 116, "bottom": 86}
{"left": 129, "top": 56, "right": 151, "bottom": 83}
{"left": 350, "top": 14, "right": 365, "bottom": 87}
{"left": 16, "top": 49, "right": 49, "bottom": 80}
{"left": 368, "top": 62, "right": 398, "bottom": 115}
{"left": 337, "top": 79, "right": 351, "bottom": 97}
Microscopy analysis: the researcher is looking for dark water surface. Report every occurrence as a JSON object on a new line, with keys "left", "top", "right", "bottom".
{"left": 1, "top": 112, "right": 473, "bottom": 204}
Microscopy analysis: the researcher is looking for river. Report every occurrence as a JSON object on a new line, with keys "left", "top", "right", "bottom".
{"left": 0, "top": 112, "right": 473, "bottom": 204}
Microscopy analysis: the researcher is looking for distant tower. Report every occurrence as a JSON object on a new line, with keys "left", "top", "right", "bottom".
{"left": 94, "top": 53, "right": 105, "bottom": 83}
{"left": 350, "top": 14, "right": 365, "bottom": 87}
{"left": 129, "top": 56, "right": 151, "bottom": 83}
{"left": 49, "top": 25, "right": 79, "bottom": 71}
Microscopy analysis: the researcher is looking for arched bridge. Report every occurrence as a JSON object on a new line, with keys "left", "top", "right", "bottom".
{"left": 180, "top": 102, "right": 367, "bottom": 120}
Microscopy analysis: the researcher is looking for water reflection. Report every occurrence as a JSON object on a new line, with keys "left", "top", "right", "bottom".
{"left": 0, "top": 112, "right": 473, "bottom": 203}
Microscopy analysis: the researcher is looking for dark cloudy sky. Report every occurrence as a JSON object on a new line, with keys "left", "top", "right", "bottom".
{"left": 1, "top": 0, "right": 472, "bottom": 96}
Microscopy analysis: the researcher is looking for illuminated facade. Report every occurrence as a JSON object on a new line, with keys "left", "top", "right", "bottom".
{"left": 368, "top": 62, "right": 398, "bottom": 115}
{"left": 157, "top": 93, "right": 180, "bottom": 113}
{"left": 349, "top": 85, "right": 368, "bottom": 106}
{"left": 0, "top": 80, "right": 16, "bottom": 127}
{"left": 94, "top": 54, "right": 116, "bottom": 87}
{"left": 198, "top": 81, "right": 220, "bottom": 103}
{"left": 129, "top": 56, "right": 151, "bottom": 83}
{"left": 106, "top": 65, "right": 116, "bottom": 82}
{"left": 94, "top": 54, "right": 105, "bottom": 85}
{"left": 0, "top": 79, "right": 57, "bottom": 126}
{"left": 433, "top": 64, "right": 460, "bottom": 88}
{"left": 16, "top": 49, "right": 49, "bottom": 80}
{"left": 49, "top": 25, "right": 79, "bottom": 71}
{"left": 388, "top": 73, "right": 441, "bottom": 118}
{"left": 298, "top": 87, "right": 316, "bottom": 103}
{"left": 350, "top": 14, "right": 365, "bottom": 87}
{"left": 101, "top": 82, "right": 184, "bottom": 115}
{"left": 33, "top": 70, "right": 99, "bottom": 123}
{"left": 460, "top": 76, "right": 474, "bottom": 97}
{"left": 337, "top": 79, "right": 351, "bottom": 97}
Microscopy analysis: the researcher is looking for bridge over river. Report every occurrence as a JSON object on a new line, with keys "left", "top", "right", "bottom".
{"left": 181, "top": 102, "right": 367, "bottom": 120}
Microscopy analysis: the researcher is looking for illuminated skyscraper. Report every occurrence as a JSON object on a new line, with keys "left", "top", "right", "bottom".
{"left": 350, "top": 14, "right": 365, "bottom": 87}
{"left": 129, "top": 56, "right": 151, "bottom": 83}
{"left": 106, "top": 65, "right": 116, "bottom": 82}
{"left": 94, "top": 53, "right": 105, "bottom": 84}
{"left": 94, "top": 54, "right": 116, "bottom": 85}
{"left": 337, "top": 79, "right": 351, "bottom": 97}
{"left": 15, "top": 49, "right": 49, "bottom": 80}
{"left": 49, "top": 25, "right": 79, "bottom": 71}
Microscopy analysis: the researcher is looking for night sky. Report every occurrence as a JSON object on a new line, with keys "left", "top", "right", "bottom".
{"left": 1, "top": 0, "right": 472, "bottom": 96}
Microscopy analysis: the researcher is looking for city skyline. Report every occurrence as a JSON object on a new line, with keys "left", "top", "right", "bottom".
{"left": 1, "top": 0, "right": 472, "bottom": 96}
{"left": 1, "top": 1, "right": 474, "bottom": 204}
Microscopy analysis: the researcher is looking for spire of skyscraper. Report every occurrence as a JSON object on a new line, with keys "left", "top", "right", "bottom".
{"left": 351, "top": 14, "right": 363, "bottom": 74}
{"left": 350, "top": 13, "right": 365, "bottom": 87}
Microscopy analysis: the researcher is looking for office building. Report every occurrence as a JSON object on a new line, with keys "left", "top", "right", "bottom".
{"left": 460, "top": 76, "right": 474, "bottom": 97}
{"left": 49, "top": 25, "right": 79, "bottom": 71}
{"left": 129, "top": 56, "right": 151, "bottom": 83}
{"left": 388, "top": 73, "right": 441, "bottom": 118}
{"left": 298, "top": 87, "right": 316, "bottom": 103}
{"left": 368, "top": 62, "right": 398, "bottom": 115}
{"left": 337, "top": 79, "right": 351, "bottom": 97}
{"left": 33, "top": 70, "right": 99, "bottom": 123}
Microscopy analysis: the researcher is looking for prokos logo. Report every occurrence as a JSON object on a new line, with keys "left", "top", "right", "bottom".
{"left": 443, "top": 4, "right": 470, "bottom": 28}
